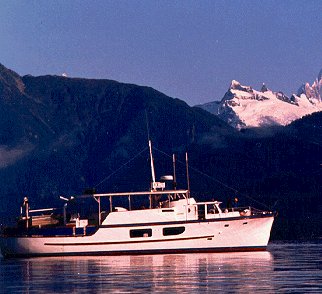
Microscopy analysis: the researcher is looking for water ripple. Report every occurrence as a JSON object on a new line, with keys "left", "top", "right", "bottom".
{"left": 0, "top": 241, "right": 321, "bottom": 293}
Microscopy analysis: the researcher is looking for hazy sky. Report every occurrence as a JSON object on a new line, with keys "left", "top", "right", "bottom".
{"left": 1, "top": 0, "right": 321, "bottom": 105}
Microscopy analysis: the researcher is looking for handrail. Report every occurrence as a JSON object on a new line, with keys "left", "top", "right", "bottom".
{"left": 29, "top": 208, "right": 57, "bottom": 213}
{"left": 77, "top": 189, "right": 189, "bottom": 198}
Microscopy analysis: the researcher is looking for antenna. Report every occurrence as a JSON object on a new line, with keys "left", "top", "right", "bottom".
{"left": 149, "top": 140, "right": 156, "bottom": 189}
{"left": 145, "top": 109, "right": 150, "bottom": 141}
{"left": 173, "top": 154, "right": 177, "bottom": 190}
{"left": 185, "top": 152, "right": 191, "bottom": 198}
{"left": 59, "top": 196, "right": 69, "bottom": 202}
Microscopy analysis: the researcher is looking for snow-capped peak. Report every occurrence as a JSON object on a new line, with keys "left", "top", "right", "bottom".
{"left": 297, "top": 71, "right": 322, "bottom": 105}
{"left": 198, "top": 70, "right": 322, "bottom": 129}
{"left": 229, "top": 79, "right": 252, "bottom": 92}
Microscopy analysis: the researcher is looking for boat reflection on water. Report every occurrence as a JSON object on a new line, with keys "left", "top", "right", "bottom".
{"left": 3, "top": 252, "right": 274, "bottom": 293}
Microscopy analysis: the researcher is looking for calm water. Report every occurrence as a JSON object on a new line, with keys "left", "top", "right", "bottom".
{"left": 0, "top": 242, "right": 321, "bottom": 293}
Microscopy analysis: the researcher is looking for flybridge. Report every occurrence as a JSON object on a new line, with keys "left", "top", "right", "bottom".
{"left": 78, "top": 189, "right": 190, "bottom": 225}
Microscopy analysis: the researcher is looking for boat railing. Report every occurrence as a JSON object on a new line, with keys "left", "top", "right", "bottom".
{"left": 249, "top": 207, "right": 273, "bottom": 215}
{"left": 28, "top": 207, "right": 57, "bottom": 215}
{"left": 231, "top": 206, "right": 273, "bottom": 216}
{"left": 21, "top": 207, "right": 62, "bottom": 228}
{"left": 19, "top": 207, "right": 57, "bottom": 222}
{"left": 192, "top": 202, "right": 272, "bottom": 219}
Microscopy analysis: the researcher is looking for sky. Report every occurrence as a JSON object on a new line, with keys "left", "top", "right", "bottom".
{"left": 1, "top": 0, "right": 321, "bottom": 105}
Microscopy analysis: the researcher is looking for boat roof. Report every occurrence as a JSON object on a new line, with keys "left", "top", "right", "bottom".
{"left": 77, "top": 189, "right": 189, "bottom": 199}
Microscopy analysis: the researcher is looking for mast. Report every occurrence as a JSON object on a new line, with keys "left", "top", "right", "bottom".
{"left": 173, "top": 154, "right": 177, "bottom": 190}
{"left": 185, "top": 152, "right": 191, "bottom": 198}
{"left": 149, "top": 140, "right": 156, "bottom": 190}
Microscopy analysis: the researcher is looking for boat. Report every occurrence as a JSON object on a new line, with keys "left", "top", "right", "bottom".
{"left": 0, "top": 141, "right": 275, "bottom": 258}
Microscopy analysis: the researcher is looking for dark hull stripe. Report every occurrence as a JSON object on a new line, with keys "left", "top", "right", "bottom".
{"left": 3, "top": 246, "right": 267, "bottom": 258}
{"left": 44, "top": 235, "right": 214, "bottom": 246}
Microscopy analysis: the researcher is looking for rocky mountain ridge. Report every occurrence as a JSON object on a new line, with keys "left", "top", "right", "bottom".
{"left": 198, "top": 70, "right": 322, "bottom": 129}
{"left": 297, "top": 69, "right": 322, "bottom": 103}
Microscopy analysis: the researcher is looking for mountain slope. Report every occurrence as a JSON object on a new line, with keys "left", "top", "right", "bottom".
{"left": 0, "top": 64, "right": 232, "bottom": 220}
{"left": 187, "top": 111, "right": 322, "bottom": 240}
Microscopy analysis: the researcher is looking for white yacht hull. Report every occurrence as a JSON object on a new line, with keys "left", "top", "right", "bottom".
{"left": 0, "top": 214, "right": 274, "bottom": 257}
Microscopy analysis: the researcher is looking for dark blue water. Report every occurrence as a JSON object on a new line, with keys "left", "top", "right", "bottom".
{"left": 0, "top": 242, "right": 321, "bottom": 293}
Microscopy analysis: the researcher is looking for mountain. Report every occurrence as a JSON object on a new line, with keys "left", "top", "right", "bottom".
{"left": 0, "top": 63, "right": 232, "bottom": 221}
{"left": 0, "top": 63, "right": 321, "bottom": 240}
{"left": 198, "top": 71, "right": 322, "bottom": 129}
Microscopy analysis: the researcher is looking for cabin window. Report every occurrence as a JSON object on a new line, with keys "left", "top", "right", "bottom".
{"left": 163, "top": 226, "right": 185, "bottom": 236}
{"left": 224, "top": 224, "right": 229, "bottom": 227}
{"left": 129, "top": 229, "right": 152, "bottom": 238}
